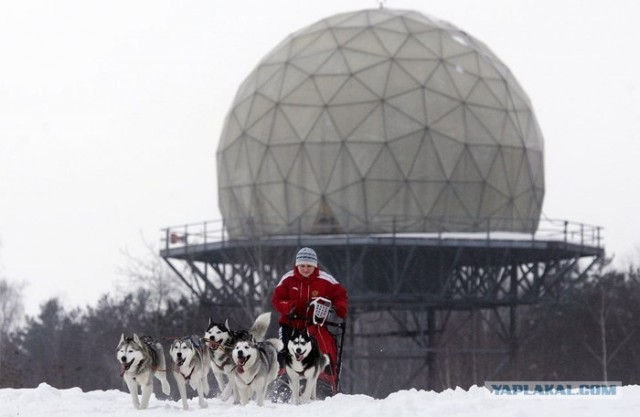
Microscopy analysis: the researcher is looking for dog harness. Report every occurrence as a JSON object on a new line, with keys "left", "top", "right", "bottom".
{"left": 179, "top": 365, "right": 196, "bottom": 381}
{"left": 212, "top": 356, "right": 235, "bottom": 371}
{"left": 235, "top": 370, "right": 259, "bottom": 387}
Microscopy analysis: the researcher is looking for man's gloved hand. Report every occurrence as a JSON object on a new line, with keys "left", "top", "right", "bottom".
{"left": 288, "top": 300, "right": 309, "bottom": 315}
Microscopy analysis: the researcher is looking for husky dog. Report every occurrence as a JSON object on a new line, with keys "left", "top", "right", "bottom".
{"left": 232, "top": 337, "right": 283, "bottom": 406}
{"left": 284, "top": 329, "right": 330, "bottom": 404}
{"left": 116, "top": 333, "right": 171, "bottom": 409}
{"left": 204, "top": 318, "right": 237, "bottom": 400}
{"left": 204, "top": 312, "right": 271, "bottom": 401}
{"left": 169, "top": 335, "right": 210, "bottom": 410}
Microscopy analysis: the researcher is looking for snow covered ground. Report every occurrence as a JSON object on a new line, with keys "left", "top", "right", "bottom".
{"left": 1, "top": 383, "right": 639, "bottom": 417}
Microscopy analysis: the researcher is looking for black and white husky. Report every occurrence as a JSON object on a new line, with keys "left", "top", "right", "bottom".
{"left": 116, "top": 333, "right": 171, "bottom": 409}
{"left": 169, "top": 335, "right": 210, "bottom": 410}
{"left": 232, "top": 336, "right": 283, "bottom": 406}
{"left": 204, "top": 312, "right": 271, "bottom": 402}
{"left": 284, "top": 329, "right": 330, "bottom": 404}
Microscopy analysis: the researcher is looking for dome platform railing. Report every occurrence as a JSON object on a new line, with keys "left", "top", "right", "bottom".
{"left": 161, "top": 216, "right": 603, "bottom": 253}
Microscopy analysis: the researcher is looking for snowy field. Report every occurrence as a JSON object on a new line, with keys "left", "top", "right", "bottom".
{"left": 1, "top": 383, "right": 639, "bottom": 417}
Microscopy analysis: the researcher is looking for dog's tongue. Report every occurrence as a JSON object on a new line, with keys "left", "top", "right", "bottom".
{"left": 236, "top": 357, "right": 247, "bottom": 373}
{"left": 120, "top": 360, "right": 133, "bottom": 376}
{"left": 296, "top": 353, "right": 304, "bottom": 362}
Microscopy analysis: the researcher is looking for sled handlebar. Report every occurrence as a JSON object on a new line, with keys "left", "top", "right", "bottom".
{"left": 309, "top": 297, "right": 332, "bottom": 325}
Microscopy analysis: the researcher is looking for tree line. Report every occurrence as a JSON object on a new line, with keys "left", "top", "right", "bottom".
{"left": 1, "top": 261, "right": 640, "bottom": 395}
{"left": 429, "top": 262, "right": 640, "bottom": 389}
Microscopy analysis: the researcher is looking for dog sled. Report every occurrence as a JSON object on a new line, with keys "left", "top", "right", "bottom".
{"left": 270, "top": 297, "right": 347, "bottom": 402}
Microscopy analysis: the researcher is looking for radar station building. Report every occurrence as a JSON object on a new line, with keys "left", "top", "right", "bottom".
{"left": 162, "top": 9, "right": 603, "bottom": 396}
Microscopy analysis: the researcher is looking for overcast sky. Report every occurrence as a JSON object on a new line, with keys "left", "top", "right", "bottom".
{"left": 1, "top": 0, "right": 639, "bottom": 315}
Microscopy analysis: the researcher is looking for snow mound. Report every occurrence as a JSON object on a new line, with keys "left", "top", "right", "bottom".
{"left": 1, "top": 384, "right": 639, "bottom": 417}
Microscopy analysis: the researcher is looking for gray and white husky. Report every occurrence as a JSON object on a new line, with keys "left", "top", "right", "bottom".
{"left": 284, "top": 329, "right": 330, "bottom": 404}
{"left": 169, "top": 335, "right": 210, "bottom": 410}
{"left": 232, "top": 335, "right": 283, "bottom": 406}
{"left": 204, "top": 312, "right": 272, "bottom": 402}
{"left": 116, "top": 333, "right": 171, "bottom": 409}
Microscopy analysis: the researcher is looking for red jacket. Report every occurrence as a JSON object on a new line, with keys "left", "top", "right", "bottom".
{"left": 272, "top": 267, "right": 348, "bottom": 327}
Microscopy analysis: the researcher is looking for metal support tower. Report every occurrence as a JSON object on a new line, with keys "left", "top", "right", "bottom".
{"left": 160, "top": 219, "right": 603, "bottom": 397}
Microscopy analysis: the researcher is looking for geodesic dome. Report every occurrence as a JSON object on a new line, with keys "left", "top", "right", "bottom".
{"left": 217, "top": 8, "right": 545, "bottom": 238}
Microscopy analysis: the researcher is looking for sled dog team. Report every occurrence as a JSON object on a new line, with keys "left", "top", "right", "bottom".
{"left": 116, "top": 312, "right": 329, "bottom": 409}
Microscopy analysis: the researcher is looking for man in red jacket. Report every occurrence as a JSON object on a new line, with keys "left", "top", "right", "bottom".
{"left": 272, "top": 247, "right": 348, "bottom": 377}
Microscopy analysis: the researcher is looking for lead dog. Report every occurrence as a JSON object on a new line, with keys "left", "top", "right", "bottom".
{"left": 204, "top": 312, "right": 271, "bottom": 402}
{"left": 232, "top": 336, "right": 283, "bottom": 406}
{"left": 169, "top": 335, "right": 210, "bottom": 409}
{"left": 116, "top": 333, "right": 171, "bottom": 409}
{"left": 284, "top": 329, "right": 330, "bottom": 404}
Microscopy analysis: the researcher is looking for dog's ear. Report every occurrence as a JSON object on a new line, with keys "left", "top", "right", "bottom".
{"left": 225, "top": 318, "right": 230, "bottom": 330}
{"left": 133, "top": 334, "right": 141, "bottom": 345}
{"left": 190, "top": 335, "right": 200, "bottom": 348}
{"left": 119, "top": 333, "right": 125, "bottom": 343}
{"left": 208, "top": 317, "right": 213, "bottom": 327}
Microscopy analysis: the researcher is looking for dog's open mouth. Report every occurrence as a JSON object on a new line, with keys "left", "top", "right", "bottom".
{"left": 120, "top": 359, "right": 134, "bottom": 375}
{"left": 206, "top": 339, "right": 220, "bottom": 350}
{"left": 176, "top": 358, "right": 186, "bottom": 367}
{"left": 236, "top": 355, "right": 250, "bottom": 373}
{"left": 295, "top": 353, "right": 305, "bottom": 362}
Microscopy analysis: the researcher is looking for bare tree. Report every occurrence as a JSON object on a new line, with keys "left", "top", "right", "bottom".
{"left": 0, "top": 278, "right": 24, "bottom": 337}
{"left": 0, "top": 278, "right": 25, "bottom": 385}
{"left": 580, "top": 263, "right": 637, "bottom": 382}
{"left": 117, "top": 240, "right": 189, "bottom": 312}
{"left": 117, "top": 239, "right": 193, "bottom": 335}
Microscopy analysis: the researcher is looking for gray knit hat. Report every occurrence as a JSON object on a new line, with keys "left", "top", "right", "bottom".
{"left": 295, "top": 247, "right": 318, "bottom": 267}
